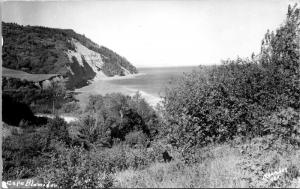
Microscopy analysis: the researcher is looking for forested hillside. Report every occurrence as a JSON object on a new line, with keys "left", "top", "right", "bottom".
{"left": 2, "top": 22, "right": 138, "bottom": 89}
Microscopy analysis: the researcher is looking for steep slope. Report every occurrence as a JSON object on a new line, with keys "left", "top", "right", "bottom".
{"left": 2, "top": 22, "right": 138, "bottom": 89}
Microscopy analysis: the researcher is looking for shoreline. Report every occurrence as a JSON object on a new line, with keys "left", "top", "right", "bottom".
{"left": 92, "top": 72, "right": 146, "bottom": 82}
{"left": 122, "top": 87, "right": 162, "bottom": 108}
{"left": 75, "top": 73, "right": 162, "bottom": 108}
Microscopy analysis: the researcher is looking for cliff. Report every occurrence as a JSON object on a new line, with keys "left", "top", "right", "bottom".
{"left": 2, "top": 22, "right": 138, "bottom": 89}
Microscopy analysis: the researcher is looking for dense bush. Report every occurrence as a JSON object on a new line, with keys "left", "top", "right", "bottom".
{"left": 2, "top": 117, "right": 72, "bottom": 181}
{"left": 125, "top": 131, "right": 150, "bottom": 148}
{"left": 38, "top": 143, "right": 164, "bottom": 188}
{"left": 46, "top": 117, "right": 71, "bottom": 145}
{"left": 33, "top": 91, "right": 162, "bottom": 186}
{"left": 237, "top": 136, "right": 300, "bottom": 188}
{"left": 2, "top": 77, "right": 70, "bottom": 115}
{"left": 90, "top": 143, "right": 165, "bottom": 172}
{"left": 38, "top": 146, "right": 115, "bottom": 188}
{"left": 2, "top": 128, "right": 51, "bottom": 180}
{"left": 59, "top": 101, "right": 81, "bottom": 114}
{"left": 262, "top": 107, "right": 300, "bottom": 145}
{"left": 72, "top": 93, "right": 160, "bottom": 148}
{"left": 30, "top": 93, "right": 161, "bottom": 187}
{"left": 162, "top": 5, "right": 300, "bottom": 158}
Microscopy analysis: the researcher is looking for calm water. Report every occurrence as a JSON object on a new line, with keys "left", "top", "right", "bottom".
{"left": 107, "top": 66, "right": 199, "bottom": 97}
{"left": 75, "top": 66, "right": 199, "bottom": 107}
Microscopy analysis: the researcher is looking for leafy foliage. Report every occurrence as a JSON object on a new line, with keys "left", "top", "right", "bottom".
{"left": 162, "top": 4, "right": 300, "bottom": 160}
{"left": 46, "top": 117, "right": 71, "bottom": 144}
{"left": 262, "top": 107, "right": 300, "bottom": 145}
{"left": 28, "top": 93, "right": 161, "bottom": 187}
{"left": 72, "top": 93, "right": 160, "bottom": 148}
{"left": 125, "top": 131, "right": 150, "bottom": 148}
{"left": 2, "top": 76, "right": 72, "bottom": 118}
{"left": 237, "top": 136, "right": 300, "bottom": 188}
{"left": 38, "top": 146, "right": 114, "bottom": 188}
{"left": 59, "top": 101, "right": 82, "bottom": 114}
{"left": 2, "top": 117, "right": 71, "bottom": 181}
{"left": 97, "top": 46, "right": 137, "bottom": 77}
{"left": 2, "top": 128, "right": 51, "bottom": 180}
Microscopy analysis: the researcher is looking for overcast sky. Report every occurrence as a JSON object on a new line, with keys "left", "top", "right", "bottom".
{"left": 2, "top": 0, "right": 296, "bottom": 67}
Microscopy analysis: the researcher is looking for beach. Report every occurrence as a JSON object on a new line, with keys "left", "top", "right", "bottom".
{"left": 74, "top": 66, "right": 197, "bottom": 108}
{"left": 75, "top": 73, "right": 162, "bottom": 108}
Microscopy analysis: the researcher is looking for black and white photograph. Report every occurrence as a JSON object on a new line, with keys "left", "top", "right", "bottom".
{"left": 1, "top": 0, "right": 300, "bottom": 188}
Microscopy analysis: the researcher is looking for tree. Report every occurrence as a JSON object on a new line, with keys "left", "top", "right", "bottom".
{"left": 162, "top": 4, "right": 300, "bottom": 159}
{"left": 260, "top": 4, "right": 300, "bottom": 109}
{"left": 46, "top": 116, "right": 70, "bottom": 145}
{"left": 44, "top": 79, "right": 67, "bottom": 114}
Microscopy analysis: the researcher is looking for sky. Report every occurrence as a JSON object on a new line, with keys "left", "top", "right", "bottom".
{"left": 2, "top": 0, "right": 297, "bottom": 67}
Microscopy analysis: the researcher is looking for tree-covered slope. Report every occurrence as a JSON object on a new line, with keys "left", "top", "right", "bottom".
{"left": 2, "top": 22, "right": 138, "bottom": 89}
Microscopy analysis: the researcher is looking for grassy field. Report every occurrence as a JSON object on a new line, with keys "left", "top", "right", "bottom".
{"left": 113, "top": 140, "right": 300, "bottom": 188}
{"left": 2, "top": 67, "right": 59, "bottom": 82}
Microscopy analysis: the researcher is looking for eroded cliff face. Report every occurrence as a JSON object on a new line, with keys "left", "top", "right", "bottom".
{"left": 66, "top": 39, "right": 105, "bottom": 74}
{"left": 64, "top": 39, "right": 104, "bottom": 88}
{"left": 63, "top": 38, "right": 137, "bottom": 88}
{"left": 2, "top": 22, "right": 138, "bottom": 89}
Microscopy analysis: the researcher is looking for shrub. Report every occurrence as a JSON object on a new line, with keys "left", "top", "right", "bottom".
{"left": 79, "top": 93, "right": 160, "bottom": 147}
{"left": 38, "top": 146, "right": 115, "bottom": 188}
{"left": 124, "top": 147, "right": 154, "bottom": 170}
{"left": 237, "top": 136, "right": 300, "bottom": 188}
{"left": 262, "top": 107, "right": 300, "bottom": 145}
{"left": 93, "top": 144, "right": 156, "bottom": 172}
{"left": 60, "top": 101, "right": 81, "bottom": 114}
{"left": 2, "top": 129, "right": 50, "bottom": 180}
{"left": 46, "top": 116, "right": 71, "bottom": 145}
{"left": 162, "top": 5, "right": 300, "bottom": 158}
{"left": 2, "top": 77, "right": 69, "bottom": 115}
{"left": 125, "top": 131, "right": 150, "bottom": 148}
{"left": 2, "top": 116, "right": 76, "bottom": 181}
{"left": 260, "top": 4, "right": 300, "bottom": 109}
